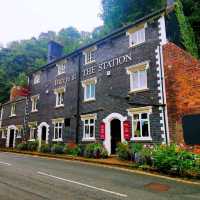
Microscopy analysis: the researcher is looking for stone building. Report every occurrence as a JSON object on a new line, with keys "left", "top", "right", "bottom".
{"left": 0, "top": 4, "right": 199, "bottom": 154}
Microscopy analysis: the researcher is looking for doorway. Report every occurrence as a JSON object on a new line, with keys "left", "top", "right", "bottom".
{"left": 110, "top": 119, "right": 121, "bottom": 154}
{"left": 41, "top": 126, "right": 47, "bottom": 143}
{"left": 9, "top": 129, "right": 15, "bottom": 148}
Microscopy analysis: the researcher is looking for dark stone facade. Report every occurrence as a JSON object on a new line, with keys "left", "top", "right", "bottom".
{"left": 0, "top": 10, "right": 175, "bottom": 152}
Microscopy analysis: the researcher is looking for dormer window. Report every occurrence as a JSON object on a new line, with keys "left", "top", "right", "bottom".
{"left": 83, "top": 46, "right": 97, "bottom": 65}
{"left": 56, "top": 60, "right": 66, "bottom": 75}
{"left": 31, "top": 95, "right": 39, "bottom": 112}
{"left": 33, "top": 73, "right": 40, "bottom": 84}
{"left": 127, "top": 24, "right": 146, "bottom": 47}
{"left": 10, "top": 103, "right": 16, "bottom": 117}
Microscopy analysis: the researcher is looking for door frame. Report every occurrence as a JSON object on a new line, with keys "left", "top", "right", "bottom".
{"left": 6, "top": 125, "right": 17, "bottom": 148}
{"left": 37, "top": 122, "right": 49, "bottom": 148}
{"left": 103, "top": 113, "right": 127, "bottom": 155}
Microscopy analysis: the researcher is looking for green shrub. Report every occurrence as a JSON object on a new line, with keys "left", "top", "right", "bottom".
{"left": 77, "top": 144, "right": 87, "bottom": 156}
{"left": 84, "top": 143, "right": 108, "bottom": 159}
{"left": 27, "top": 140, "right": 38, "bottom": 151}
{"left": 116, "top": 142, "right": 130, "bottom": 160}
{"left": 40, "top": 144, "right": 51, "bottom": 153}
{"left": 64, "top": 144, "right": 80, "bottom": 156}
{"left": 16, "top": 142, "right": 28, "bottom": 151}
{"left": 51, "top": 143, "right": 64, "bottom": 154}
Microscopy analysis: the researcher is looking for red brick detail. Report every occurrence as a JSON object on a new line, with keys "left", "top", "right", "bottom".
{"left": 163, "top": 42, "right": 200, "bottom": 145}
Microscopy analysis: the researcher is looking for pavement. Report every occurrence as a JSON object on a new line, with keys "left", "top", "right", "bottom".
{"left": 0, "top": 152, "right": 200, "bottom": 200}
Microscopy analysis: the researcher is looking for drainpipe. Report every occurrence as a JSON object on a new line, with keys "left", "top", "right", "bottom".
{"left": 75, "top": 53, "right": 81, "bottom": 144}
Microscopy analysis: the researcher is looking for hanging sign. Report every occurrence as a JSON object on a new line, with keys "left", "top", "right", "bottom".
{"left": 123, "top": 120, "right": 131, "bottom": 141}
{"left": 99, "top": 122, "right": 105, "bottom": 140}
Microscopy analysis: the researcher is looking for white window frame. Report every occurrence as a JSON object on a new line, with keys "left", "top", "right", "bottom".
{"left": 83, "top": 46, "right": 97, "bottom": 65}
{"left": 54, "top": 87, "right": 65, "bottom": 108}
{"left": 56, "top": 60, "right": 66, "bottom": 75}
{"left": 126, "top": 61, "right": 149, "bottom": 93}
{"left": 33, "top": 73, "right": 40, "bottom": 84}
{"left": 82, "top": 77, "right": 97, "bottom": 102}
{"left": 128, "top": 106, "right": 152, "bottom": 141}
{"left": 1, "top": 129, "right": 6, "bottom": 139}
{"left": 16, "top": 126, "right": 22, "bottom": 139}
{"left": 31, "top": 95, "right": 39, "bottom": 112}
{"left": 0, "top": 107, "right": 3, "bottom": 127}
{"left": 127, "top": 24, "right": 147, "bottom": 48}
{"left": 10, "top": 103, "right": 16, "bottom": 117}
{"left": 28, "top": 122, "right": 37, "bottom": 141}
{"left": 81, "top": 114, "right": 97, "bottom": 141}
{"left": 52, "top": 118, "right": 64, "bottom": 142}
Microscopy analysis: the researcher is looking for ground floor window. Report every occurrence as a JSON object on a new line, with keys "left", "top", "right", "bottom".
{"left": 81, "top": 114, "right": 97, "bottom": 141}
{"left": 52, "top": 118, "right": 64, "bottom": 141}
{"left": 128, "top": 106, "right": 152, "bottom": 141}
{"left": 30, "top": 128, "right": 37, "bottom": 140}
{"left": 16, "top": 127, "right": 23, "bottom": 138}
{"left": 0, "top": 129, "right": 7, "bottom": 139}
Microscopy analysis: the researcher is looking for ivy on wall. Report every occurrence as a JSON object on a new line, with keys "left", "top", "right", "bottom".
{"left": 174, "top": 0, "right": 198, "bottom": 58}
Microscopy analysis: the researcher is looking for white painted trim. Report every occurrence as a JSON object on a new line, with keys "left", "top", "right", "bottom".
{"left": 6, "top": 125, "right": 17, "bottom": 148}
{"left": 37, "top": 122, "right": 50, "bottom": 148}
{"left": 103, "top": 113, "right": 127, "bottom": 155}
{"left": 158, "top": 16, "right": 167, "bottom": 45}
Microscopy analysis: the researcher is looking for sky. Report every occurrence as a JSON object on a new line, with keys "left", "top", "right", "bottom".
{"left": 0, "top": 0, "right": 103, "bottom": 46}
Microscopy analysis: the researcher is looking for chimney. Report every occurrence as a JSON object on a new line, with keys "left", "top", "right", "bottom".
{"left": 47, "top": 41, "right": 63, "bottom": 63}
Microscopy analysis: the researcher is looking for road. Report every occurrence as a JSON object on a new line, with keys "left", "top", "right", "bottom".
{"left": 0, "top": 152, "right": 200, "bottom": 200}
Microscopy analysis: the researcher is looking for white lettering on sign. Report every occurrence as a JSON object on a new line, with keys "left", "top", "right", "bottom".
{"left": 83, "top": 53, "right": 132, "bottom": 77}
{"left": 55, "top": 73, "right": 77, "bottom": 87}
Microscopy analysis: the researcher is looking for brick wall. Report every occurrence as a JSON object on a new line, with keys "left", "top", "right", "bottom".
{"left": 163, "top": 42, "right": 200, "bottom": 144}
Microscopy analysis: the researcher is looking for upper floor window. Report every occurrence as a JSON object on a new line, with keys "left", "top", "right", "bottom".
{"left": 126, "top": 61, "right": 149, "bottom": 93}
{"left": 10, "top": 103, "right": 16, "bottom": 117}
{"left": 82, "top": 77, "right": 97, "bottom": 102}
{"left": 81, "top": 114, "right": 96, "bottom": 141}
{"left": 83, "top": 46, "right": 97, "bottom": 65}
{"left": 0, "top": 107, "right": 3, "bottom": 122}
{"left": 33, "top": 73, "right": 40, "bottom": 84}
{"left": 128, "top": 106, "right": 152, "bottom": 141}
{"left": 54, "top": 87, "right": 65, "bottom": 107}
{"left": 31, "top": 95, "right": 39, "bottom": 112}
{"left": 127, "top": 24, "right": 146, "bottom": 48}
{"left": 56, "top": 60, "right": 66, "bottom": 75}
{"left": 52, "top": 118, "right": 64, "bottom": 141}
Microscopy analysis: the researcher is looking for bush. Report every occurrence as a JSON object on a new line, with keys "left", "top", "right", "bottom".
{"left": 51, "top": 143, "right": 64, "bottom": 154}
{"left": 84, "top": 143, "right": 108, "bottom": 159}
{"left": 16, "top": 142, "right": 28, "bottom": 151}
{"left": 116, "top": 143, "right": 130, "bottom": 160}
{"left": 27, "top": 141, "right": 38, "bottom": 151}
{"left": 40, "top": 144, "right": 51, "bottom": 153}
{"left": 64, "top": 143, "right": 80, "bottom": 156}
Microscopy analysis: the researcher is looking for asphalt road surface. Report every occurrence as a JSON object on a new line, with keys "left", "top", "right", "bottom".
{"left": 0, "top": 152, "right": 200, "bottom": 200}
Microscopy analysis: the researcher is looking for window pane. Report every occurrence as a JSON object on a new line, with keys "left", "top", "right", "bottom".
{"left": 85, "top": 125, "right": 89, "bottom": 135}
{"left": 141, "top": 113, "right": 148, "bottom": 119}
{"left": 86, "top": 85, "right": 90, "bottom": 99}
{"left": 133, "top": 114, "right": 139, "bottom": 120}
{"left": 140, "top": 70, "right": 147, "bottom": 88}
{"left": 142, "top": 120, "right": 149, "bottom": 137}
{"left": 90, "top": 119, "right": 94, "bottom": 124}
{"left": 90, "top": 84, "right": 95, "bottom": 98}
{"left": 133, "top": 121, "right": 141, "bottom": 137}
{"left": 132, "top": 72, "right": 139, "bottom": 89}
{"left": 85, "top": 120, "right": 89, "bottom": 124}
{"left": 90, "top": 125, "right": 94, "bottom": 138}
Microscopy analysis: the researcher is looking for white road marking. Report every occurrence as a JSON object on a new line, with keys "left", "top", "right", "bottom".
{"left": 38, "top": 171, "right": 128, "bottom": 198}
{"left": 0, "top": 161, "right": 12, "bottom": 166}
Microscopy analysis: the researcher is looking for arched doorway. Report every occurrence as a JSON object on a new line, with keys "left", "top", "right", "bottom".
{"left": 103, "top": 113, "right": 127, "bottom": 155}
{"left": 6, "top": 125, "right": 17, "bottom": 148}
{"left": 111, "top": 119, "right": 121, "bottom": 154}
{"left": 37, "top": 122, "right": 49, "bottom": 147}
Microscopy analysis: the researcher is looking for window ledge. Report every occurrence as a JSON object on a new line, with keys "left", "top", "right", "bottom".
{"left": 31, "top": 110, "right": 38, "bottom": 113}
{"left": 56, "top": 72, "right": 66, "bottom": 77}
{"left": 1, "top": 137, "right": 6, "bottom": 139}
{"left": 128, "top": 88, "right": 149, "bottom": 94}
{"left": 129, "top": 42, "right": 145, "bottom": 49}
{"left": 85, "top": 60, "right": 96, "bottom": 66}
{"left": 9, "top": 115, "right": 16, "bottom": 118}
{"left": 82, "top": 138, "right": 96, "bottom": 142}
{"left": 28, "top": 139, "right": 36, "bottom": 142}
{"left": 131, "top": 137, "right": 152, "bottom": 142}
{"left": 83, "top": 99, "right": 96, "bottom": 103}
{"left": 55, "top": 105, "right": 64, "bottom": 109}
{"left": 16, "top": 136, "right": 22, "bottom": 139}
{"left": 52, "top": 138, "right": 63, "bottom": 142}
